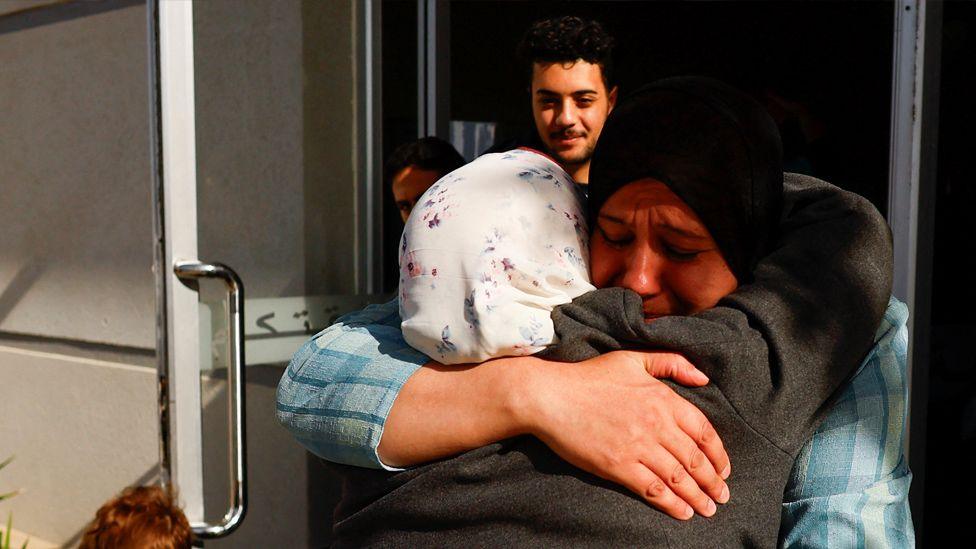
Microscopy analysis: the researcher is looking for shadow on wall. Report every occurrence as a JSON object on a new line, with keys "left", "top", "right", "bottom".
{"left": 0, "top": 259, "right": 45, "bottom": 326}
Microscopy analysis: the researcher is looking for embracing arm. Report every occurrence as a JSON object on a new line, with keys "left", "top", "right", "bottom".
{"left": 275, "top": 299, "right": 426, "bottom": 469}
{"left": 274, "top": 298, "right": 541, "bottom": 468}
{"left": 383, "top": 348, "right": 731, "bottom": 520}
{"left": 277, "top": 298, "right": 729, "bottom": 519}
{"left": 695, "top": 173, "right": 893, "bottom": 452}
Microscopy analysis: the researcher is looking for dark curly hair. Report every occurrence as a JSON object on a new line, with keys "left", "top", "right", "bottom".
{"left": 516, "top": 16, "right": 615, "bottom": 89}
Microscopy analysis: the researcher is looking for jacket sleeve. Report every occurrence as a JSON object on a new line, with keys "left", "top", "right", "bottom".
{"left": 780, "top": 298, "right": 915, "bottom": 547}
{"left": 276, "top": 298, "right": 427, "bottom": 469}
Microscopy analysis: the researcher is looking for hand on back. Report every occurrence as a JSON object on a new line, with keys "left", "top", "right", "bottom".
{"left": 519, "top": 350, "right": 731, "bottom": 519}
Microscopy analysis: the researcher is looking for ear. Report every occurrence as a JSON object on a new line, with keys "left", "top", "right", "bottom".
{"left": 607, "top": 86, "right": 619, "bottom": 112}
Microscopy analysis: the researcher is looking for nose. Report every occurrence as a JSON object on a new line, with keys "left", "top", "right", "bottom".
{"left": 554, "top": 99, "right": 579, "bottom": 128}
{"left": 616, "top": 245, "right": 663, "bottom": 298}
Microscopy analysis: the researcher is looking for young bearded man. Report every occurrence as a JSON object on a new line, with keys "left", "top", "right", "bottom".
{"left": 491, "top": 16, "right": 618, "bottom": 184}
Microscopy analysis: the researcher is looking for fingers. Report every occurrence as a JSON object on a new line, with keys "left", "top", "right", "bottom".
{"left": 662, "top": 434, "right": 730, "bottom": 506}
{"left": 619, "top": 464, "right": 694, "bottom": 520}
{"left": 675, "top": 404, "right": 731, "bottom": 482}
{"left": 636, "top": 352, "right": 709, "bottom": 387}
{"left": 641, "top": 446, "right": 718, "bottom": 518}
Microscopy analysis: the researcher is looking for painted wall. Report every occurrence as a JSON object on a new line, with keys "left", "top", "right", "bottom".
{"left": 0, "top": 1, "right": 155, "bottom": 349}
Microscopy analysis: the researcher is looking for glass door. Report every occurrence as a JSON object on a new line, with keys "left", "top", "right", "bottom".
{"left": 154, "top": 0, "right": 384, "bottom": 544}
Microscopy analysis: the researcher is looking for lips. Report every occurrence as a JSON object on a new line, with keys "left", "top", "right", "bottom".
{"left": 551, "top": 133, "right": 584, "bottom": 148}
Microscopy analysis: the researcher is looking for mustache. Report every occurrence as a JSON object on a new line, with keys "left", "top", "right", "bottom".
{"left": 550, "top": 129, "right": 586, "bottom": 139}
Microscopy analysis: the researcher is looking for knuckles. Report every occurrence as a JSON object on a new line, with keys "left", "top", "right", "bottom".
{"left": 698, "top": 419, "right": 715, "bottom": 444}
{"left": 669, "top": 463, "right": 687, "bottom": 485}
{"left": 600, "top": 451, "right": 625, "bottom": 471}
{"left": 645, "top": 479, "right": 667, "bottom": 498}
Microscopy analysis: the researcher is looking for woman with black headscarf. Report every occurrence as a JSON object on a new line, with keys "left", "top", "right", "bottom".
{"left": 585, "top": 76, "right": 784, "bottom": 284}
{"left": 306, "top": 77, "right": 893, "bottom": 547}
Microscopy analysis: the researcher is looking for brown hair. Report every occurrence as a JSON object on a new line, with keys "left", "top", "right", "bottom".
{"left": 80, "top": 486, "right": 194, "bottom": 549}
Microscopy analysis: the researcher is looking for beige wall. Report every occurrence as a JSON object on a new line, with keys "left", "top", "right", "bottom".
{"left": 0, "top": 347, "right": 159, "bottom": 546}
{"left": 0, "top": 1, "right": 64, "bottom": 17}
{"left": 0, "top": 350, "right": 338, "bottom": 547}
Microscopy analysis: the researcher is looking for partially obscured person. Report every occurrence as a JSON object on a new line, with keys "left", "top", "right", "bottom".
{"left": 386, "top": 137, "right": 465, "bottom": 222}
{"left": 80, "top": 485, "right": 193, "bottom": 549}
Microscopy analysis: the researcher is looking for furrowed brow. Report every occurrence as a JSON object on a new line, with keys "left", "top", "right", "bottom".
{"left": 598, "top": 213, "right": 626, "bottom": 225}
{"left": 657, "top": 223, "right": 709, "bottom": 240}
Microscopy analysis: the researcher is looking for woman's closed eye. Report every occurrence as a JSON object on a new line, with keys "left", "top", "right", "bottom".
{"left": 663, "top": 244, "right": 704, "bottom": 262}
{"left": 597, "top": 225, "right": 632, "bottom": 248}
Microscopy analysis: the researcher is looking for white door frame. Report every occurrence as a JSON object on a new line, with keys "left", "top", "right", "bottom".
{"left": 887, "top": 0, "right": 942, "bottom": 535}
{"left": 151, "top": 0, "right": 384, "bottom": 538}
{"left": 154, "top": 0, "right": 247, "bottom": 538}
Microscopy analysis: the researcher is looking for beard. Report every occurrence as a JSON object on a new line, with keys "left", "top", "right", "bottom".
{"left": 547, "top": 136, "right": 596, "bottom": 167}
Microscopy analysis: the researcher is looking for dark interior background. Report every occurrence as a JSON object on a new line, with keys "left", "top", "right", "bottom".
{"left": 382, "top": 0, "right": 419, "bottom": 291}
{"left": 924, "top": 1, "right": 974, "bottom": 545}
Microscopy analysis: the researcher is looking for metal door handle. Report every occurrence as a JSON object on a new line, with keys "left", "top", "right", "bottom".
{"left": 174, "top": 261, "right": 247, "bottom": 538}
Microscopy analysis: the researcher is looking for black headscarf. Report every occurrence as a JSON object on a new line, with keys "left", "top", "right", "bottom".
{"left": 588, "top": 76, "right": 784, "bottom": 282}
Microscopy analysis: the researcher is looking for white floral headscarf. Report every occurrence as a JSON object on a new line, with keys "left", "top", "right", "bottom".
{"left": 399, "top": 149, "right": 596, "bottom": 364}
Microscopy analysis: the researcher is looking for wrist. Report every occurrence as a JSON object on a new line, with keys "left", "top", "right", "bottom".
{"left": 491, "top": 355, "right": 560, "bottom": 439}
